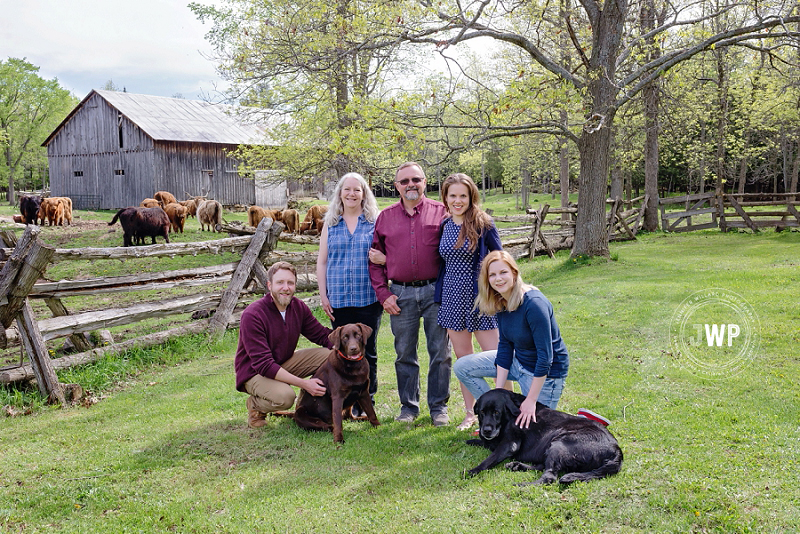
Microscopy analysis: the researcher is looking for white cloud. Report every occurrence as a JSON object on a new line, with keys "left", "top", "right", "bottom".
{"left": 0, "top": 0, "right": 227, "bottom": 100}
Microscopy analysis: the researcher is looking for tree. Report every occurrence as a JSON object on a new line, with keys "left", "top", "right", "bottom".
{"left": 190, "top": 0, "right": 418, "bottom": 183}
{"left": 0, "top": 58, "right": 76, "bottom": 204}
{"left": 364, "top": 0, "right": 800, "bottom": 256}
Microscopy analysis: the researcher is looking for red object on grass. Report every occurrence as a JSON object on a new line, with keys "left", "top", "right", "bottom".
{"left": 577, "top": 408, "right": 611, "bottom": 426}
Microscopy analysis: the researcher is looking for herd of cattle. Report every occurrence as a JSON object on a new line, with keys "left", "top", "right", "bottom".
{"left": 18, "top": 195, "right": 74, "bottom": 227}
{"left": 17, "top": 192, "right": 330, "bottom": 248}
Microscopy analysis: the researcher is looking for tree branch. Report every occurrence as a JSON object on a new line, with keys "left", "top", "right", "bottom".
{"left": 617, "top": 16, "right": 800, "bottom": 109}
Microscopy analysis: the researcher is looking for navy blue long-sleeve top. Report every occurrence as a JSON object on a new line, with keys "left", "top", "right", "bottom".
{"left": 495, "top": 288, "right": 569, "bottom": 378}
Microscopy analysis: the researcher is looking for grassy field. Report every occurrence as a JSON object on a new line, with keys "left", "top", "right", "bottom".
{"left": 1, "top": 227, "right": 798, "bottom": 532}
{"left": 0, "top": 200, "right": 798, "bottom": 532}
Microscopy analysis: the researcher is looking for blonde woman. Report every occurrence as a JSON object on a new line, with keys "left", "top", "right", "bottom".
{"left": 316, "top": 172, "right": 382, "bottom": 416}
{"left": 433, "top": 173, "right": 502, "bottom": 430}
{"left": 453, "top": 250, "right": 569, "bottom": 429}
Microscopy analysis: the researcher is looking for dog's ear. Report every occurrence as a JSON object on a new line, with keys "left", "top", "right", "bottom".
{"left": 504, "top": 394, "right": 521, "bottom": 419}
{"left": 357, "top": 322, "right": 373, "bottom": 342}
{"left": 472, "top": 393, "right": 485, "bottom": 416}
{"left": 328, "top": 326, "right": 342, "bottom": 348}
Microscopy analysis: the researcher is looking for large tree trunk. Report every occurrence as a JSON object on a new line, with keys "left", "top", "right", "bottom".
{"left": 575, "top": 123, "right": 614, "bottom": 257}
{"left": 643, "top": 82, "right": 659, "bottom": 230}
{"left": 571, "top": 0, "right": 627, "bottom": 258}
{"left": 641, "top": 0, "right": 662, "bottom": 231}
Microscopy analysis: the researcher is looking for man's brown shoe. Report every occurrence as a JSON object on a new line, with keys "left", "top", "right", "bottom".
{"left": 247, "top": 397, "right": 268, "bottom": 428}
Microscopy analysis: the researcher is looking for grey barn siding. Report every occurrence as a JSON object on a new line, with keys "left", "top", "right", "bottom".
{"left": 43, "top": 90, "right": 277, "bottom": 210}
{"left": 46, "top": 93, "right": 156, "bottom": 209}
{"left": 153, "top": 142, "right": 255, "bottom": 206}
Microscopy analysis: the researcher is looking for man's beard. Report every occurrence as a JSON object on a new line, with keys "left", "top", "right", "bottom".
{"left": 403, "top": 189, "right": 420, "bottom": 201}
{"left": 271, "top": 290, "right": 293, "bottom": 308}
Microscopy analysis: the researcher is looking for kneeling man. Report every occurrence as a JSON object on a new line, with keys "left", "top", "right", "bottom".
{"left": 235, "top": 261, "right": 333, "bottom": 428}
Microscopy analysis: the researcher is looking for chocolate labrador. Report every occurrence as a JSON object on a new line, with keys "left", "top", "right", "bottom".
{"left": 466, "top": 389, "right": 623, "bottom": 485}
{"left": 294, "top": 323, "right": 380, "bottom": 443}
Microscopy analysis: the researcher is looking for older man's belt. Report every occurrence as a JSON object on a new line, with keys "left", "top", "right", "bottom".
{"left": 391, "top": 278, "right": 437, "bottom": 287}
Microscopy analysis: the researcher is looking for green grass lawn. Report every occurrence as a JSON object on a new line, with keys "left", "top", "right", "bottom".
{"left": 1, "top": 225, "right": 797, "bottom": 532}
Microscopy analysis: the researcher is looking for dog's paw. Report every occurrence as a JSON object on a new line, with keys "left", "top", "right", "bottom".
{"left": 505, "top": 461, "right": 530, "bottom": 472}
{"left": 534, "top": 473, "right": 558, "bottom": 485}
{"left": 466, "top": 467, "right": 481, "bottom": 478}
{"left": 465, "top": 438, "right": 483, "bottom": 447}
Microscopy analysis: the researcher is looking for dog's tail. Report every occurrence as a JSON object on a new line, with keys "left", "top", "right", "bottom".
{"left": 558, "top": 447, "right": 623, "bottom": 484}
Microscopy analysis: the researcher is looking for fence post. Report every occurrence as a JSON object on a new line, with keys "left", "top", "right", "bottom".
{"left": 0, "top": 228, "right": 62, "bottom": 402}
{"left": 529, "top": 204, "right": 554, "bottom": 259}
{"left": 208, "top": 217, "right": 281, "bottom": 339}
{"left": 0, "top": 226, "right": 42, "bottom": 315}
{"left": 17, "top": 300, "right": 65, "bottom": 404}
{"left": 716, "top": 191, "right": 727, "bottom": 232}
{"left": 605, "top": 198, "right": 621, "bottom": 240}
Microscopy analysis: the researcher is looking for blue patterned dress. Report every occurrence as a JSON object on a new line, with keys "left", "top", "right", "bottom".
{"left": 437, "top": 219, "right": 498, "bottom": 332}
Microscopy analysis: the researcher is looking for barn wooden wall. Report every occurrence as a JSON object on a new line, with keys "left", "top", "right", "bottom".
{"left": 46, "top": 93, "right": 156, "bottom": 210}
{"left": 45, "top": 93, "right": 261, "bottom": 210}
{"left": 154, "top": 142, "right": 256, "bottom": 206}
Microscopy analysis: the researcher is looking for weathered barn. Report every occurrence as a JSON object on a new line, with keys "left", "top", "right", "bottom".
{"left": 42, "top": 90, "right": 287, "bottom": 210}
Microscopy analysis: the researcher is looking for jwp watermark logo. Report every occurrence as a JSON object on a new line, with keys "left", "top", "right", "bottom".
{"left": 669, "top": 289, "right": 760, "bottom": 379}
{"left": 692, "top": 324, "right": 740, "bottom": 347}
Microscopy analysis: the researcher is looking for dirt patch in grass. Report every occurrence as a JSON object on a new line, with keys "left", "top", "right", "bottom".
{"left": 0, "top": 215, "right": 122, "bottom": 247}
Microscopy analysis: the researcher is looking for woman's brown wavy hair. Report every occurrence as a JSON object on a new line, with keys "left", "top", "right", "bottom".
{"left": 440, "top": 173, "right": 493, "bottom": 253}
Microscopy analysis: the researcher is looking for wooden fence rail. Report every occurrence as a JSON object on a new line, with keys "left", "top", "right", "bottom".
{"left": 0, "top": 218, "right": 288, "bottom": 399}
{"left": 660, "top": 192, "right": 799, "bottom": 232}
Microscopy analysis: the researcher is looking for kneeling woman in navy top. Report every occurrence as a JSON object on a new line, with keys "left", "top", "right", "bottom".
{"left": 453, "top": 250, "right": 569, "bottom": 429}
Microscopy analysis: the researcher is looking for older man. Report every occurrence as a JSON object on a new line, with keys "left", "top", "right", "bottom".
{"left": 235, "top": 261, "right": 332, "bottom": 428}
{"left": 369, "top": 162, "right": 451, "bottom": 426}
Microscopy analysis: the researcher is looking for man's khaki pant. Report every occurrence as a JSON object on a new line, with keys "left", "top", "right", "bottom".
{"left": 244, "top": 347, "right": 330, "bottom": 413}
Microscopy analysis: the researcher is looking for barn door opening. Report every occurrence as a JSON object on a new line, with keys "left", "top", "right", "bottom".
{"left": 196, "top": 170, "right": 212, "bottom": 199}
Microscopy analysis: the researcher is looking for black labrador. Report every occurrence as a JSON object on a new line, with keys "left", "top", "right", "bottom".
{"left": 293, "top": 323, "right": 380, "bottom": 443}
{"left": 466, "top": 389, "right": 623, "bottom": 485}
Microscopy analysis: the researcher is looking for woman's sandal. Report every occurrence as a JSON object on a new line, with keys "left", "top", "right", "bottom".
{"left": 457, "top": 413, "right": 478, "bottom": 431}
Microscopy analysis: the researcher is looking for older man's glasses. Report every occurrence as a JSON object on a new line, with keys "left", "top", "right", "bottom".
{"left": 396, "top": 177, "right": 423, "bottom": 186}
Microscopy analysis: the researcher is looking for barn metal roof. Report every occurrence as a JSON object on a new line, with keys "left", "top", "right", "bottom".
{"left": 44, "top": 90, "right": 276, "bottom": 146}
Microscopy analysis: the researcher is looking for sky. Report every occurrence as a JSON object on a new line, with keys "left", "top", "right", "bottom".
{"left": 1, "top": 0, "right": 227, "bottom": 101}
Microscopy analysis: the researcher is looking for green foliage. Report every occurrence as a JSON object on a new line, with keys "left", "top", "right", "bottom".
{"left": 0, "top": 58, "right": 77, "bottom": 199}
{"left": 190, "top": 0, "right": 425, "bottom": 182}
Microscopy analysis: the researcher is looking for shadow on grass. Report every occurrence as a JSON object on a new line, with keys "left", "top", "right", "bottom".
{"left": 130, "top": 413, "right": 495, "bottom": 493}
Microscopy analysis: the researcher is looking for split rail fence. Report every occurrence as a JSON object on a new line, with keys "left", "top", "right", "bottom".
{"left": 659, "top": 192, "right": 799, "bottom": 233}
{"left": 0, "top": 218, "right": 318, "bottom": 403}
{"left": 494, "top": 196, "right": 649, "bottom": 258}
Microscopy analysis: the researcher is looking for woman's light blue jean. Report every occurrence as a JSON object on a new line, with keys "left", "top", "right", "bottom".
{"left": 453, "top": 350, "right": 565, "bottom": 409}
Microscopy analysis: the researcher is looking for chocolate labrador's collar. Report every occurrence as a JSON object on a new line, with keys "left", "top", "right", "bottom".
{"left": 337, "top": 349, "right": 364, "bottom": 361}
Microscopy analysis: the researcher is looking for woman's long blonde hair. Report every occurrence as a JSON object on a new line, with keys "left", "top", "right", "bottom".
{"left": 324, "top": 172, "right": 379, "bottom": 227}
{"left": 441, "top": 173, "right": 493, "bottom": 253}
{"left": 476, "top": 250, "right": 531, "bottom": 314}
